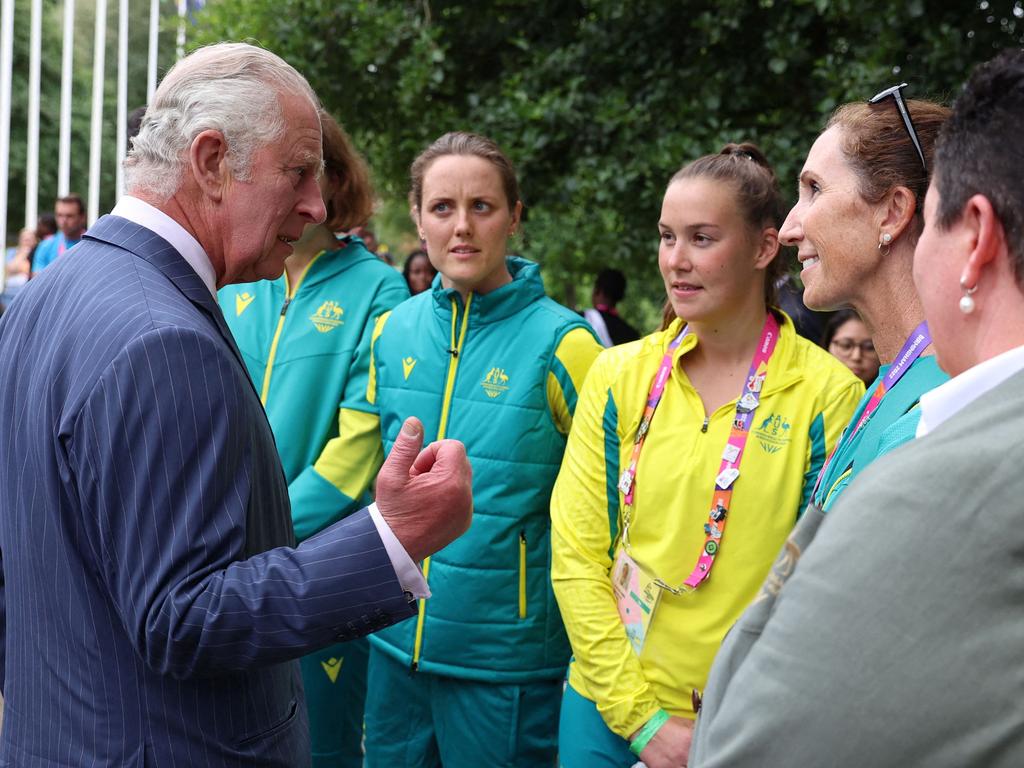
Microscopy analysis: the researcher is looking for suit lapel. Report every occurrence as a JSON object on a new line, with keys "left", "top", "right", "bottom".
{"left": 84, "top": 215, "right": 252, "bottom": 387}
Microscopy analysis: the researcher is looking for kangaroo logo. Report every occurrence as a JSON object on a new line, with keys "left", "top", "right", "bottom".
{"left": 310, "top": 300, "right": 344, "bottom": 333}
{"left": 755, "top": 413, "right": 792, "bottom": 454}
{"left": 235, "top": 292, "right": 255, "bottom": 317}
{"left": 481, "top": 367, "right": 510, "bottom": 399}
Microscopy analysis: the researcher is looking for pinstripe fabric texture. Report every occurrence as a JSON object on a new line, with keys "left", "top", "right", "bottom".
{"left": 0, "top": 216, "right": 415, "bottom": 767}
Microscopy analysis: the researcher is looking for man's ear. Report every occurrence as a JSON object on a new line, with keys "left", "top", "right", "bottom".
{"left": 189, "top": 129, "right": 231, "bottom": 202}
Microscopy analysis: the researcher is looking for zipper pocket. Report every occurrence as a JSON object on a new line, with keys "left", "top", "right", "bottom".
{"left": 518, "top": 531, "right": 527, "bottom": 619}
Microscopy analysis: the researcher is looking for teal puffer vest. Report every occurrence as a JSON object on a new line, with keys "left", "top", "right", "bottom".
{"left": 369, "top": 257, "right": 590, "bottom": 683}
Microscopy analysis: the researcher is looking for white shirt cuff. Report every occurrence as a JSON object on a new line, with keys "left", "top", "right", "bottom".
{"left": 367, "top": 503, "right": 430, "bottom": 599}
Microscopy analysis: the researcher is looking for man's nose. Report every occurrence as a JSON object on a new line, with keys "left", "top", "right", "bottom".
{"left": 300, "top": 177, "right": 327, "bottom": 224}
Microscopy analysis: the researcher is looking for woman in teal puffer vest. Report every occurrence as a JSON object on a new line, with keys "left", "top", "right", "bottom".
{"left": 362, "top": 132, "right": 603, "bottom": 768}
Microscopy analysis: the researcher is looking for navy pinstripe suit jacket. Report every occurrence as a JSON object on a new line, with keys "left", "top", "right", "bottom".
{"left": 0, "top": 216, "right": 415, "bottom": 766}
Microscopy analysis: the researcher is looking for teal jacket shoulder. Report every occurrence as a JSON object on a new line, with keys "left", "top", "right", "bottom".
{"left": 219, "top": 239, "right": 408, "bottom": 488}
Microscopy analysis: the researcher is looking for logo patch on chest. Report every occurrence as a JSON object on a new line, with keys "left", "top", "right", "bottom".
{"left": 481, "top": 367, "right": 510, "bottom": 398}
{"left": 754, "top": 413, "right": 791, "bottom": 454}
{"left": 235, "top": 292, "right": 254, "bottom": 316}
{"left": 320, "top": 656, "right": 344, "bottom": 683}
{"left": 402, "top": 356, "right": 417, "bottom": 380}
{"left": 310, "top": 300, "right": 344, "bottom": 332}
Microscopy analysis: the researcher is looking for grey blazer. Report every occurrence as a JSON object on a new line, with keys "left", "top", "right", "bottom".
{"left": 691, "top": 366, "right": 1024, "bottom": 767}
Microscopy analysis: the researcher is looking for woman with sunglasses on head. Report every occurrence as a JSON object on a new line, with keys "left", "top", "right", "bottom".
{"left": 690, "top": 88, "right": 952, "bottom": 763}
{"left": 550, "top": 144, "right": 862, "bottom": 768}
{"left": 823, "top": 308, "right": 880, "bottom": 384}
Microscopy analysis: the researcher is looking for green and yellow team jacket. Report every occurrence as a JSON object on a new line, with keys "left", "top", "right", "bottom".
{"left": 367, "top": 257, "right": 603, "bottom": 683}
{"left": 219, "top": 238, "right": 409, "bottom": 541}
{"left": 550, "top": 313, "right": 864, "bottom": 738}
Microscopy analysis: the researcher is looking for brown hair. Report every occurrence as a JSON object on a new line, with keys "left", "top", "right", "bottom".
{"left": 660, "top": 142, "right": 785, "bottom": 329}
{"left": 55, "top": 194, "right": 85, "bottom": 215}
{"left": 409, "top": 131, "right": 520, "bottom": 213}
{"left": 826, "top": 98, "right": 950, "bottom": 243}
{"left": 320, "top": 111, "right": 375, "bottom": 231}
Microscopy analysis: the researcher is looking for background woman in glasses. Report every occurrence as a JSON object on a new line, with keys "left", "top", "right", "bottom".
{"left": 550, "top": 144, "right": 861, "bottom": 768}
{"left": 691, "top": 90, "right": 952, "bottom": 763}
{"left": 823, "top": 308, "right": 880, "bottom": 384}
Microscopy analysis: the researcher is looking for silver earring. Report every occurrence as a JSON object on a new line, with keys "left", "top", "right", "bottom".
{"left": 959, "top": 280, "right": 977, "bottom": 314}
{"left": 878, "top": 233, "right": 892, "bottom": 257}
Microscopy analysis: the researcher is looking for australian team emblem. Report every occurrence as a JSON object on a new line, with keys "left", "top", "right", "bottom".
{"left": 481, "top": 367, "right": 510, "bottom": 398}
{"left": 310, "top": 300, "right": 344, "bottom": 333}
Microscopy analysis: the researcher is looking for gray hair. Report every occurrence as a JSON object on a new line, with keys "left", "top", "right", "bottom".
{"left": 124, "top": 42, "right": 320, "bottom": 200}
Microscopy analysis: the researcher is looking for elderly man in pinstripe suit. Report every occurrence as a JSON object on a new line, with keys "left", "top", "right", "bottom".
{"left": 0, "top": 43, "right": 472, "bottom": 767}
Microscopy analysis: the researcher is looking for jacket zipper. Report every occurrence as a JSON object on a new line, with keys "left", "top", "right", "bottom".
{"left": 518, "top": 530, "right": 527, "bottom": 619}
{"left": 258, "top": 251, "right": 324, "bottom": 405}
{"left": 411, "top": 292, "right": 473, "bottom": 672}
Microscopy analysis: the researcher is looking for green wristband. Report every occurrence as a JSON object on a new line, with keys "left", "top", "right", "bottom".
{"left": 629, "top": 708, "right": 670, "bottom": 757}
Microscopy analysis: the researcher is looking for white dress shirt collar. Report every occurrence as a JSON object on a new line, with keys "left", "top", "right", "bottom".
{"left": 110, "top": 196, "right": 218, "bottom": 297}
{"left": 916, "top": 344, "right": 1024, "bottom": 437}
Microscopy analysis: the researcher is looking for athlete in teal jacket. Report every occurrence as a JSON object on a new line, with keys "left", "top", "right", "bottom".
{"left": 364, "top": 257, "right": 601, "bottom": 764}
{"left": 221, "top": 237, "right": 408, "bottom": 768}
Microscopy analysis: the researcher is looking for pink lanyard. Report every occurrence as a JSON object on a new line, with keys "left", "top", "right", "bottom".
{"left": 618, "top": 313, "right": 780, "bottom": 591}
{"left": 810, "top": 321, "right": 931, "bottom": 501}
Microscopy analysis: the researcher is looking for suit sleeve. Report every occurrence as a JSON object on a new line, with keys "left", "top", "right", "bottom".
{"left": 550, "top": 349, "right": 661, "bottom": 739}
{"left": 69, "top": 326, "right": 414, "bottom": 680}
{"left": 287, "top": 279, "right": 408, "bottom": 541}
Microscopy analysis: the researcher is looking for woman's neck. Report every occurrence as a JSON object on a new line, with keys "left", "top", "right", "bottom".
{"left": 284, "top": 225, "right": 337, "bottom": 286}
{"left": 847, "top": 250, "right": 927, "bottom": 364}
{"left": 686, "top": 295, "right": 769, "bottom": 368}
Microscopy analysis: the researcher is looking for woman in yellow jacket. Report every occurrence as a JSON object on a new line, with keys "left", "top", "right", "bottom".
{"left": 551, "top": 144, "right": 863, "bottom": 768}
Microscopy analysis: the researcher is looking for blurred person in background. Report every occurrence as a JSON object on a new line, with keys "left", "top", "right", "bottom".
{"left": 584, "top": 267, "right": 641, "bottom": 347}
{"left": 220, "top": 110, "right": 409, "bottom": 768}
{"left": 3, "top": 228, "right": 36, "bottom": 310}
{"left": 403, "top": 248, "right": 436, "bottom": 295}
{"left": 32, "top": 194, "right": 86, "bottom": 274}
{"left": 822, "top": 308, "right": 880, "bottom": 384}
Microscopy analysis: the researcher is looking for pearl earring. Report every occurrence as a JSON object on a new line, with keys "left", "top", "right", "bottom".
{"left": 959, "top": 280, "right": 977, "bottom": 314}
{"left": 881, "top": 232, "right": 893, "bottom": 244}
{"left": 878, "top": 232, "right": 893, "bottom": 256}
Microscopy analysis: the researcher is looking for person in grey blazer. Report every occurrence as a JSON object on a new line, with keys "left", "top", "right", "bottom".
{"left": 689, "top": 48, "right": 1024, "bottom": 768}
{"left": 0, "top": 43, "right": 472, "bottom": 766}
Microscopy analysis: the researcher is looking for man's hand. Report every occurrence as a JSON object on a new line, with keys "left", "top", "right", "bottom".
{"left": 375, "top": 417, "right": 473, "bottom": 562}
{"left": 637, "top": 716, "right": 694, "bottom": 768}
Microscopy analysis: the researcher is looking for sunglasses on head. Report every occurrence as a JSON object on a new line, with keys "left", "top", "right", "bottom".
{"left": 868, "top": 82, "right": 927, "bottom": 173}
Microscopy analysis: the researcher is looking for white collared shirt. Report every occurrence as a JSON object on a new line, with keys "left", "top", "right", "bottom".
{"left": 111, "top": 195, "right": 218, "bottom": 297}
{"left": 107, "top": 196, "right": 429, "bottom": 598}
{"left": 917, "top": 344, "right": 1024, "bottom": 437}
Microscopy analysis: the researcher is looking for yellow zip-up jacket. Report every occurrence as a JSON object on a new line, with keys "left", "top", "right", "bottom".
{"left": 551, "top": 313, "right": 863, "bottom": 739}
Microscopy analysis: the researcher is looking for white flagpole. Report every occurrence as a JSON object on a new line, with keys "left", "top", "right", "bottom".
{"left": 58, "top": 0, "right": 75, "bottom": 196}
{"left": 146, "top": 0, "right": 159, "bottom": 103}
{"left": 87, "top": 0, "right": 108, "bottom": 224}
{"left": 176, "top": 0, "right": 186, "bottom": 60}
{"left": 25, "top": 0, "right": 43, "bottom": 228}
{"left": 0, "top": 0, "right": 13, "bottom": 297}
{"left": 115, "top": 0, "right": 128, "bottom": 200}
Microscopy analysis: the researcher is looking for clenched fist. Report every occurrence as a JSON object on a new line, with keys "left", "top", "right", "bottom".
{"left": 375, "top": 417, "right": 473, "bottom": 562}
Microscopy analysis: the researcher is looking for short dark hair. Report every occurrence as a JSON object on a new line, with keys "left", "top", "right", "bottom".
{"left": 402, "top": 249, "right": 433, "bottom": 282}
{"left": 594, "top": 268, "right": 627, "bottom": 305}
{"left": 127, "top": 105, "right": 147, "bottom": 143}
{"left": 55, "top": 194, "right": 85, "bottom": 215}
{"left": 821, "top": 308, "right": 862, "bottom": 349}
{"left": 934, "top": 49, "right": 1024, "bottom": 287}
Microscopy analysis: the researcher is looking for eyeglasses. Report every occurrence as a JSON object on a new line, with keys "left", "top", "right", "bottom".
{"left": 830, "top": 338, "right": 877, "bottom": 356}
{"left": 868, "top": 83, "right": 927, "bottom": 173}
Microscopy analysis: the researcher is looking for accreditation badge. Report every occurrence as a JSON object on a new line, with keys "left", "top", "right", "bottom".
{"left": 612, "top": 546, "right": 661, "bottom": 656}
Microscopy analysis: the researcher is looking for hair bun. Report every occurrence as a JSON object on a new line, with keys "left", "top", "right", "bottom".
{"left": 720, "top": 142, "right": 771, "bottom": 169}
